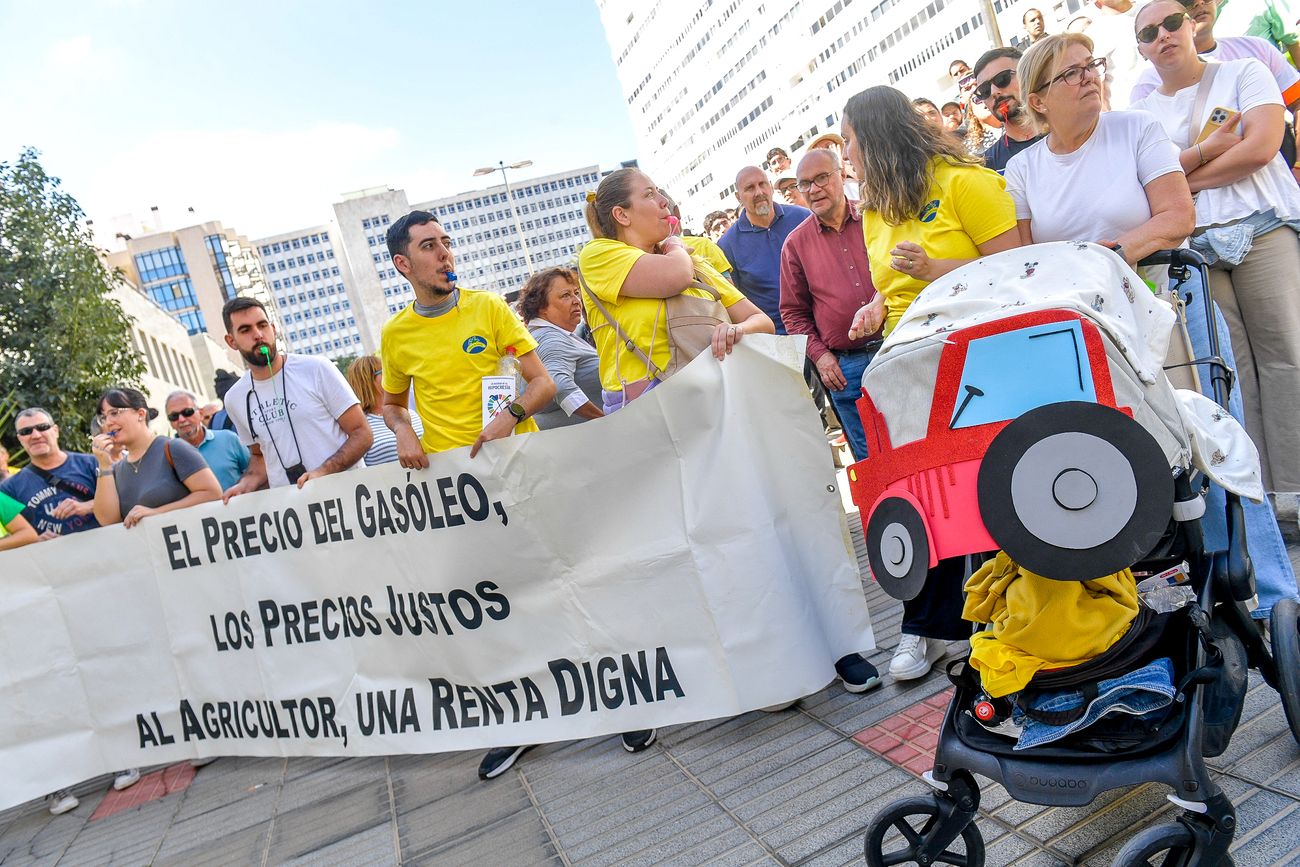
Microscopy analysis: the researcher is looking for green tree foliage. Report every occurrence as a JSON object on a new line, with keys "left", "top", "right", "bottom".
{"left": 333, "top": 354, "right": 358, "bottom": 377}
{"left": 0, "top": 148, "right": 143, "bottom": 454}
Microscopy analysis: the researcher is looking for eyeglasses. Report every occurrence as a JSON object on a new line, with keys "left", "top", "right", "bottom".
{"left": 16, "top": 422, "right": 54, "bottom": 437}
{"left": 167, "top": 407, "right": 198, "bottom": 422}
{"left": 1035, "top": 56, "right": 1107, "bottom": 91}
{"left": 795, "top": 172, "right": 836, "bottom": 192}
{"left": 973, "top": 69, "right": 1016, "bottom": 103}
{"left": 95, "top": 407, "right": 135, "bottom": 425}
{"left": 1137, "top": 12, "right": 1190, "bottom": 43}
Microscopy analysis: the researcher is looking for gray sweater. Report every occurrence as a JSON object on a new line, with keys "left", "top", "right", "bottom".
{"left": 528, "top": 321, "right": 603, "bottom": 429}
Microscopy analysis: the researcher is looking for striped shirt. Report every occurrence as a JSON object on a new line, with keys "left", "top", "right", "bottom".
{"left": 364, "top": 413, "right": 425, "bottom": 466}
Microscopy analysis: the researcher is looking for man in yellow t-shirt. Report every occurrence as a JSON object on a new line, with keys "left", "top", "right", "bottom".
{"left": 380, "top": 212, "right": 556, "bottom": 463}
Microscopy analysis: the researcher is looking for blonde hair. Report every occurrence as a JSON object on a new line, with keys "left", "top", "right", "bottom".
{"left": 1017, "top": 32, "right": 1095, "bottom": 132}
{"left": 345, "top": 355, "right": 384, "bottom": 415}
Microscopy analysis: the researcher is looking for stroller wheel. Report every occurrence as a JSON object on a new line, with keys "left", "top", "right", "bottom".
{"left": 1112, "top": 821, "right": 1198, "bottom": 866}
{"left": 977, "top": 401, "right": 1172, "bottom": 581}
{"left": 1269, "top": 597, "right": 1300, "bottom": 746}
{"left": 866, "top": 497, "right": 930, "bottom": 601}
{"left": 863, "top": 797, "right": 985, "bottom": 867}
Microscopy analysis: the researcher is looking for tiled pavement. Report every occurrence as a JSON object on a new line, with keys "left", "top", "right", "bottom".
{"left": 2, "top": 520, "right": 1298, "bottom": 866}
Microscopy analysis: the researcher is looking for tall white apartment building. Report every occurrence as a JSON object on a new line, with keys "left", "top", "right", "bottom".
{"left": 329, "top": 164, "right": 610, "bottom": 343}
{"left": 595, "top": 0, "right": 1079, "bottom": 223}
{"left": 253, "top": 227, "right": 365, "bottom": 362}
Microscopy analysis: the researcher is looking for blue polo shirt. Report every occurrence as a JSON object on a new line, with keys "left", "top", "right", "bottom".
{"left": 717, "top": 203, "right": 812, "bottom": 334}
{"left": 185, "top": 427, "right": 249, "bottom": 491}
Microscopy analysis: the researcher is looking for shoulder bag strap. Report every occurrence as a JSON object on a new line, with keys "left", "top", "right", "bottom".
{"left": 163, "top": 439, "right": 182, "bottom": 485}
{"left": 27, "top": 463, "right": 92, "bottom": 501}
{"left": 575, "top": 266, "right": 666, "bottom": 380}
{"left": 1187, "top": 61, "right": 1220, "bottom": 148}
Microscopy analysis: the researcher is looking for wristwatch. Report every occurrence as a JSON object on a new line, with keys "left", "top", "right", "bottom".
{"left": 507, "top": 401, "right": 527, "bottom": 422}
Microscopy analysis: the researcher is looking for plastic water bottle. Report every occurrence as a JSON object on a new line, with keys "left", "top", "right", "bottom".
{"left": 497, "top": 346, "right": 524, "bottom": 398}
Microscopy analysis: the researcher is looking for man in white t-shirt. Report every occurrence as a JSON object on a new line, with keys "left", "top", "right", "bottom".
{"left": 1085, "top": 0, "right": 1143, "bottom": 109}
{"left": 220, "top": 297, "right": 371, "bottom": 496}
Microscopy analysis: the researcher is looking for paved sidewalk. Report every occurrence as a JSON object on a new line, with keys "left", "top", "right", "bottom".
{"left": 2, "top": 520, "right": 1298, "bottom": 866}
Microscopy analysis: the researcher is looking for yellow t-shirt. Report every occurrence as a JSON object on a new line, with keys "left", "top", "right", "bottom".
{"left": 863, "top": 157, "right": 1016, "bottom": 334}
{"left": 682, "top": 235, "right": 733, "bottom": 276}
{"left": 381, "top": 288, "right": 539, "bottom": 454}
{"left": 578, "top": 238, "right": 746, "bottom": 392}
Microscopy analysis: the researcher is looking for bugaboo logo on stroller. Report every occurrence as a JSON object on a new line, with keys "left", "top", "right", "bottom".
{"left": 849, "top": 243, "right": 1300, "bottom": 866}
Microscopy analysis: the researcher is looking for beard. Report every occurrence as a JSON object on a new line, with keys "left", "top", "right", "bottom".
{"left": 243, "top": 343, "right": 277, "bottom": 367}
{"left": 753, "top": 201, "right": 773, "bottom": 217}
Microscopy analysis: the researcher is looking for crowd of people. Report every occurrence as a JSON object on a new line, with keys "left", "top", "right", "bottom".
{"left": 4, "top": 0, "right": 1300, "bottom": 815}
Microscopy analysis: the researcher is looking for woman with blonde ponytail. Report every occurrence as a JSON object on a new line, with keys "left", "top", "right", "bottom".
{"left": 577, "top": 168, "right": 773, "bottom": 412}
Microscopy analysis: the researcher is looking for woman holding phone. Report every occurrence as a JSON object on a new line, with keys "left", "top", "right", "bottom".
{"left": 1131, "top": 0, "right": 1300, "bottom": 496}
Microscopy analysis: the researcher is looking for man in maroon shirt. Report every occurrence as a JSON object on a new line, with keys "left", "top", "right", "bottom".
{"left": 779, "top": 148, "right": 882, "bottom": 461}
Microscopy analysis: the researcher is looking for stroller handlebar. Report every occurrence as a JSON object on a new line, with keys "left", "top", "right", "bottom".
{"left": 1135, "top": 248, "right": 1231, "bottom": 412}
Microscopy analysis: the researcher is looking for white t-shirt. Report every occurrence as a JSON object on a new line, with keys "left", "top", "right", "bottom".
{"left": 1005, "top": 110, "right": 1183, "bottom": 245}
{"left": 224, "top": 354, "right": 361, "bottom": 488}
{"left": 1131, "top": 35, "right": 1300, "bottom": 107}
{"left": 1086, "top": 6, "right": 1143, "bottom": 111}
{"left": 1132, "top": 58, "right": 1300, "bottom": 227}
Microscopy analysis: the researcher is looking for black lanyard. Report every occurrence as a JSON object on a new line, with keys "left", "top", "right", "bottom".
{"left": 245, "top": 357, "right": 305, "bottom": 473}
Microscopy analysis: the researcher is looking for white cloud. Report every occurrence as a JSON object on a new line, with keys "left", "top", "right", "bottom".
{"left": 47, "top": 36, "right": 95, "bottom": 69}
{"left": 79, "top": 123, "right": 435, "bottom": 240}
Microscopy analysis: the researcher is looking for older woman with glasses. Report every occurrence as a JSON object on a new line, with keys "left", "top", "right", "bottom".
{"left": 515, "top": 267, "right": 604, "bottom": 429}
{"left": 1004, "top": 33, "right": 1194, "bottom": 282}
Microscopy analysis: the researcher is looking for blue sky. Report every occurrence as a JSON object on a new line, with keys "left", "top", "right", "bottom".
{"left": 0, "top": 0, "right": 639, "bottom": 240}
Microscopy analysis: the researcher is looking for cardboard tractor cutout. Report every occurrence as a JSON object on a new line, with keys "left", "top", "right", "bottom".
{"left": 848, "top": 309, "right": 1173, "bottom": 599}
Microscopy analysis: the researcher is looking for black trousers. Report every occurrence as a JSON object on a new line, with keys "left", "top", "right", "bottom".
{"left": 901, "top": 556, "right": 973, "bottom": 641}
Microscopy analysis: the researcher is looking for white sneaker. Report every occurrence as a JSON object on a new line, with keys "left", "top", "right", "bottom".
{"left": 889, "top": 634, "right": 944, "bottom": 681}
{"left": 47, "top": 790, "right": 79, "bottom": 815}
{"left": 113, "top": 768, "right": 141, "bottom": 791}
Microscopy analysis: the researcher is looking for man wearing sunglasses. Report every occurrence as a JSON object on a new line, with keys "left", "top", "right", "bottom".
{"left": 0, "top": 407, "right": 99, "bottom": 538}
{"left": 1078, "top": 0, "right": 1143, "bottom": 110}
{"left": 165, "top": 390, "right": 249, "bottom": 492}
{"left": 973, "top": 47, "right": 1044, "bottom": 173}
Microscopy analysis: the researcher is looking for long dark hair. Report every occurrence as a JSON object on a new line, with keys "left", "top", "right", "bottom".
{"left": 842, "top": 85, "right": 982, "bottom": 226}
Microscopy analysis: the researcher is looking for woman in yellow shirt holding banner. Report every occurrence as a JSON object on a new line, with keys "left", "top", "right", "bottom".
{"left": 841, "top": 85, "right": 1021, "bottom": 683}
{"left": 577, "top": 168, "right": 773, "bottom": 413}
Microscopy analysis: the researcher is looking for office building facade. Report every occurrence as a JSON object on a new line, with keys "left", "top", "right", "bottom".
{"left": 329, "top": 164, "right": 604, "bottom": 345}
{"left": 253, "top": 226, "right": 365, "bottom": 361}
{"left": 106, "top": 221, "right": 275, "bottom": 340}
{"left": 595, "top": 0, "right": 1067, "bottom": 224}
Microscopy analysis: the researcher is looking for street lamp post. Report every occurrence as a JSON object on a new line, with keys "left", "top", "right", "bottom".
{"left": 473, "top": 160, "right": 536, "bottom": 288}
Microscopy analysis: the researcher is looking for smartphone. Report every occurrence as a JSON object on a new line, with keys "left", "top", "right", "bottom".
{"left": 1195, "top": 107, "right": 1235, "bottom": 144}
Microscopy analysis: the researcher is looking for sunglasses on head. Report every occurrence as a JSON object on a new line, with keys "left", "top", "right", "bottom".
{"left": 167, "top": 407, "right": 198, "bottom": 422}
{"left": 17, "top": 422, "right": 54, "bottom": 437}
{"left": 1137, "top": 11, "right": 1190, "bottom": 43}
{"left": 973, "top": 69, "right": 1016, "bottom": 103}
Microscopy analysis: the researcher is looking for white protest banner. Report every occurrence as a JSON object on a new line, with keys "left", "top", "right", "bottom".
{"left": 0, "top": 336, "right": 874, "bottom": 811}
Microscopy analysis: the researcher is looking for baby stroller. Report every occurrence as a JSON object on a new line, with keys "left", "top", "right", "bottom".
{"left": 846, "top": 243, "right": 1300, "bottom": 865}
